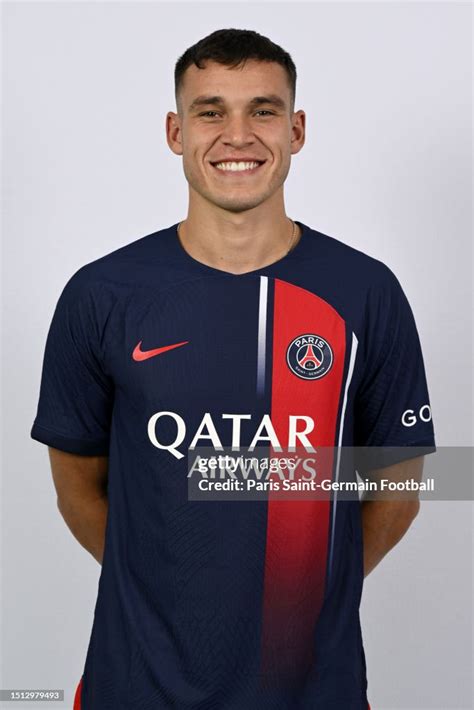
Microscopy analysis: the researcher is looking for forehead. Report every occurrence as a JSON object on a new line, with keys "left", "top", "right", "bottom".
{"left": 180, "top": 59, "right": 291, "bottom": 107}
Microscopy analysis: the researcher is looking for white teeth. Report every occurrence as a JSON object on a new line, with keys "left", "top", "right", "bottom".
{"left": 214, "top": 161, "right": 261, "bottom": 171}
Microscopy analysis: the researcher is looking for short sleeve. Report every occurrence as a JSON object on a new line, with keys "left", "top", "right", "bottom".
{"left": 354, "top": 264, "right": 436, "bottom": 472}
{"left": 30, "top": 268, "right": 114, "bottom": 456}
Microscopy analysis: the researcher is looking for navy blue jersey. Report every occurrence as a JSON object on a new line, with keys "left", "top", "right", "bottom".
{"left": 31, "top": 221, "right": 436, "bottom": 709}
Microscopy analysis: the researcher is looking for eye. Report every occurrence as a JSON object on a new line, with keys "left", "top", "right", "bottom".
{"left": 199, "top": 111, "right": 220, "bottom": 117}
{"left": 255, "top": 110, "right": 274, "bottom": 116}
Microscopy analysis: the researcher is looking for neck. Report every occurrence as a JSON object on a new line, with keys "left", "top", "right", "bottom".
{"left": 177, "top": 201, "right": 301, "bottom": 276}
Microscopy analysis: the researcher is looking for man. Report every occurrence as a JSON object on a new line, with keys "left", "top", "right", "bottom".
{"left": 31, "top": 28, "right": 436, "bottom": 709}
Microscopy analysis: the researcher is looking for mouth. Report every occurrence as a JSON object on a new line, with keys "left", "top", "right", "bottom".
{"left": 210, "top": 160, "right": 266, "bottom": 176}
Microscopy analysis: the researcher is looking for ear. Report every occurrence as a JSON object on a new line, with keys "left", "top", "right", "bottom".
{"left": 166, "top": 111, "right": 183, "bottom": 156}
{"left": 290, "top": 110, "right": 306, "bottom": 156}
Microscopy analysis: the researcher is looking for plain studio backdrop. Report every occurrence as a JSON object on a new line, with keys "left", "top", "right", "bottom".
{"left": 2, "top": 2, "right": 473, "bottom": 709}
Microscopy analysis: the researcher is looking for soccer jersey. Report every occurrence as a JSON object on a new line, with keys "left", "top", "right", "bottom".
{"left": 31, "top": 221, "right": 436, "bottom": 709}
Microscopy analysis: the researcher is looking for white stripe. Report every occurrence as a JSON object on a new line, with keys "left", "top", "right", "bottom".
{"left": 256, "top": 276, "right": 269, "bottom": 396}
{"left": 328, "top": 331, "right": 359, "bottom": 581}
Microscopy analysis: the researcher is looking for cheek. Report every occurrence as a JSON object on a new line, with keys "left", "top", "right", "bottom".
{"left": 181, "top": 146, "right": 202, "bottom": 173}
{"left": 257, "top": 129, "right": 290, "bottom": 159}
{"left": 183, "top": 140, "right": 214, "bottom": 169}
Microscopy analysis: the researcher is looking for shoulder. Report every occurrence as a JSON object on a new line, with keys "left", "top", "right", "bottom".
{"left": 303, "top": 225, "right": 405, "bottom": 305}
{"left": 306, "top": 224, "right": 399, "bottom": 286}
{"left": 59, "top": 223, "right": 177, "bottom": 298}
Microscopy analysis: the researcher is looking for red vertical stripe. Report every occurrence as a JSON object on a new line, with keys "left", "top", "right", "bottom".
{"left": 260, "top": 278, "right": 346, "bottom": 684}
{"left": 73, "top": 677, "right": 82, "bottom": 710}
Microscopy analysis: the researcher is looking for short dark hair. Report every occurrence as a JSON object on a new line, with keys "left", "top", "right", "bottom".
{"left": 174, "top": 28, "right": 297, "bottom": 113}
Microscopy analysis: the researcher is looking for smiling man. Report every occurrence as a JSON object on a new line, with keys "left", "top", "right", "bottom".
{"left": 31, "top": 28, "right": 436, "bottom": 710}
{"left": 168, "top": 53, "right": 304, "bottom": 267}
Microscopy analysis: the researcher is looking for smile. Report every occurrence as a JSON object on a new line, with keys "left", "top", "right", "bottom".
{"left": 210, "top": 160, "right": 266, "bottom": 175}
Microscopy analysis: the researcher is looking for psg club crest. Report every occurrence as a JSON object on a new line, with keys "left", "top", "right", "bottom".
{"left": 286, "top": 333, "right": 333, "bottom": 381}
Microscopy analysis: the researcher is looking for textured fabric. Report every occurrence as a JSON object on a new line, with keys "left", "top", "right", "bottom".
{"left": 32, "top": 222, "right": 436, "bottom": 709}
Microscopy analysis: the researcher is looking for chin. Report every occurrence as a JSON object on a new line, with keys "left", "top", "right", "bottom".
{"left": 189, "top": 177, "right": 277, "bottom": 213}
{"left": 214, "top": 198, "right": 265, "bottom": 213}
{"left": 209, "top": 188, "right": 277, "bottom": 214}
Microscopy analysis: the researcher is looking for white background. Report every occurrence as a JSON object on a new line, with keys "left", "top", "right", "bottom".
{"left": 3, "top": 2, "right": 473, "bottom": 708}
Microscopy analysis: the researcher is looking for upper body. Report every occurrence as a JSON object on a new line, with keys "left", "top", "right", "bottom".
{"left": 31, "top": 29, "right": 436, "bottom": 710}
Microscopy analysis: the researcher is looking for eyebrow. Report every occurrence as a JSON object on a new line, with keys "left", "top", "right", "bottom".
{"left": 188, "top": 94, "right": 287, "bottom": 112}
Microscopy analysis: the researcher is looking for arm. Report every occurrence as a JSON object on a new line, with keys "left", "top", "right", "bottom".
{"left": 48, "top": 447, "right": 109, "bottom": 565}
{"left": 361, "top": 455, "right": 424, "bottom": 578}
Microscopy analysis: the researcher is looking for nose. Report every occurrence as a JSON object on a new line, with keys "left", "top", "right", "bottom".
{"left": 220, "top": 113, "right": 255, "bottom": 147}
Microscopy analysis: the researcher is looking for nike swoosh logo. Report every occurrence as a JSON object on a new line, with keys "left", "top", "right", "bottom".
{"left": 132, "top": 340, "right": 189, "bottom": 361}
